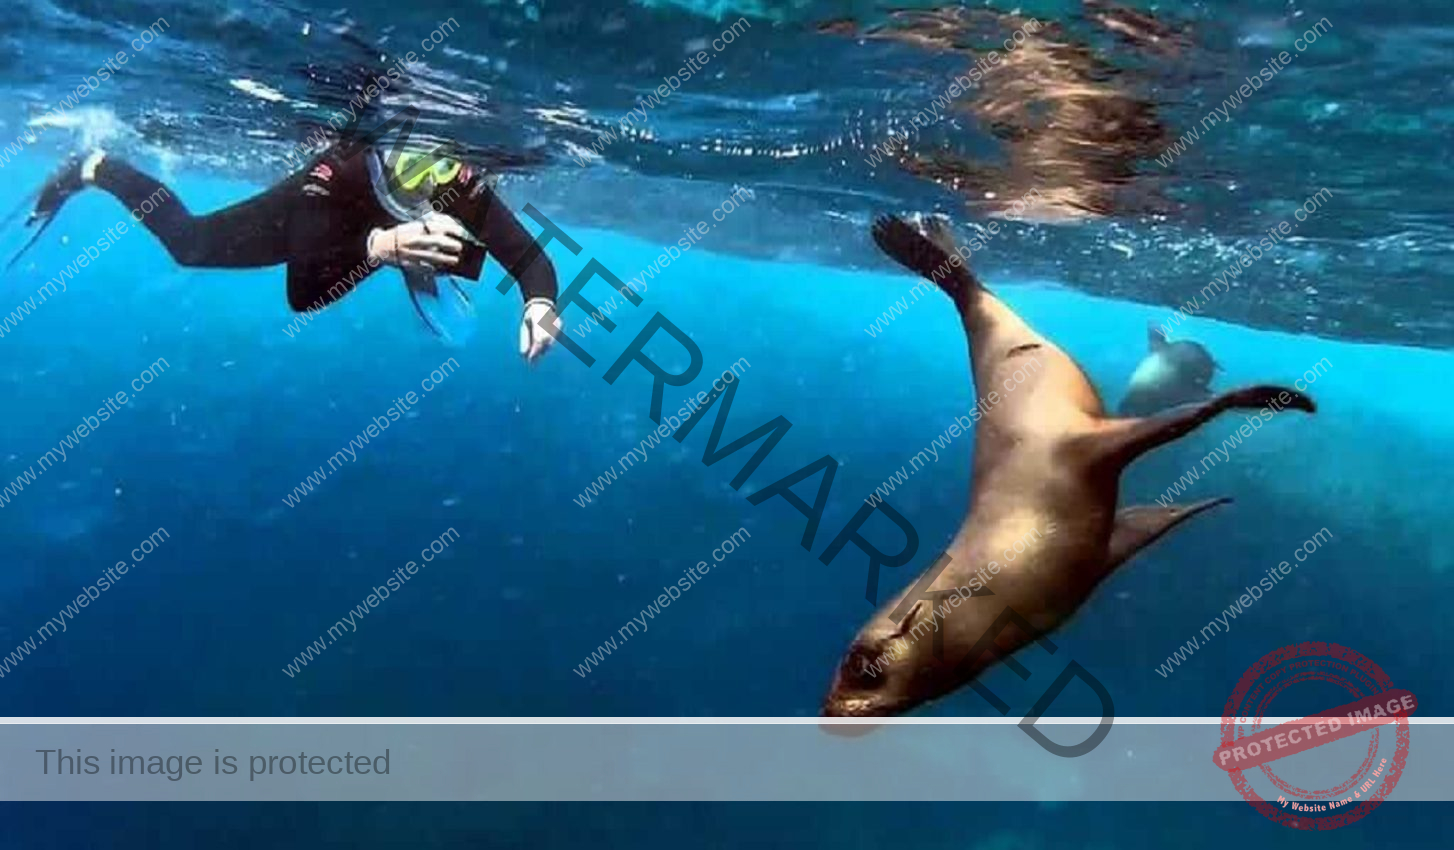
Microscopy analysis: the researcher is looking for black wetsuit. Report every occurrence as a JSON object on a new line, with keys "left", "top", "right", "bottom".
{"left": 92, "top": 147, "right": 558, "bottom": 312}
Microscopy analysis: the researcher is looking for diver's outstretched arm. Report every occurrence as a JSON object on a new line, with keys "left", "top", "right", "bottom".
{"left": 459, "top": 178, "right": 561, "bottom": 361}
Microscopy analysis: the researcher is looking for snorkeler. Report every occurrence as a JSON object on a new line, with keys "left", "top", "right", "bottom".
{"left": 15, "top": 144, "right": 561, "bottom": 360}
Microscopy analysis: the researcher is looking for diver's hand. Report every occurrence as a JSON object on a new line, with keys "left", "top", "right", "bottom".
{"left": 520, "top": 298, "right": 561, "bottom": 364}
{"left": 367, "top": 213, "right": 471, "bottom": 270}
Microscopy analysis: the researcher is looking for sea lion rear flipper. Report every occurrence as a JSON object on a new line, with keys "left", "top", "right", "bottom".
{"left": 1106, "top": 497, "right": 1231, "bottom": 570}
{"left": 1147, "top": 322, "right": 1168, "bottom": 351}
{"left": 1095, "top": 384, "right": 1316, "bottom": 467}
{"left": 871, "top": 215, "right": 981, "bottom": 301}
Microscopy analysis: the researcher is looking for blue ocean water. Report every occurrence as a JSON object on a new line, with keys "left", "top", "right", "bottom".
{"left": 2, "top": 157, "right": 1449, "bottom": 844}
{"left": 2, "top": 0, "right": 1451, "bottom": 844}
{"left": 3, "top": 163, "right": 1448, "bottom": 720}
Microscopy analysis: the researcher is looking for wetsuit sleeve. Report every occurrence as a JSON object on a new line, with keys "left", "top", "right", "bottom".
{"left": 471, "top": 181, "right": 559, "bottom": 304}
{"left": 284, "top": 158, "right": 381, "bottom": 313}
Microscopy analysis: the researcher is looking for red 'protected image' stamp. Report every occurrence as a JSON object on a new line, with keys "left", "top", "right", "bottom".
{"left": 1215, "top": 642, "right": 1414, "bottom": 830}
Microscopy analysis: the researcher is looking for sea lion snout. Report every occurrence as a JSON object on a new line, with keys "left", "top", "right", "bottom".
{"left": 820, "top": 691, "right": 905, "bottom": 720}
{"left": 820, "top": 639, "right": 911, "bottom": 719}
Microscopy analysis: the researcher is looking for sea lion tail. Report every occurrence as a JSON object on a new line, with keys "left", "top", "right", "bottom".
{"left": 871, "top": 215, "right": 981, "bottom": 302}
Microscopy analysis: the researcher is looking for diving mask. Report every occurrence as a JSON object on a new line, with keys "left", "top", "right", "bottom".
{"left": 392, "top": 151, "right": 464, "bottom": 193}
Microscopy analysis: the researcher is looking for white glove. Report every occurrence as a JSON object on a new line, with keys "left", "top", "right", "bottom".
{"left": 367, "top": 212, "right": 471, "bottom": 270}
{"left": 520, "top": 298, "right": 561, "bottom": 364}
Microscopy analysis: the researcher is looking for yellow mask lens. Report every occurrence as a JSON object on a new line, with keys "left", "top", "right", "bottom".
{"left": 432, "top": 159, "right": 462, "bottom": 185}
{"left": 394, "top": 152, "right": 462, "bottom": 192}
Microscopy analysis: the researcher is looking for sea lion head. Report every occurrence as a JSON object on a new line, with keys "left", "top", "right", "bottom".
{"left": 820, "top": 603, "right": 961, "bottom": 719}
{"left": 820, "top": 635, "right": 923, "bottom": 718}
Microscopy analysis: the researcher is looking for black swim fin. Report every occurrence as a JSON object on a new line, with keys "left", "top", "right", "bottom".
{"left": 7, "top": 156, "right": 86, "bottom": 271}
{"left": 1, "top": 185, "right": 42, "bottom": 232}
{"left": 6, "top": 219, "right": 57, "bottom": 272}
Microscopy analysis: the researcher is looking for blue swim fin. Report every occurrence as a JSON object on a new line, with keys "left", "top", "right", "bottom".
{"left": 403, "top": 267, "right": 477, "bottom": 345}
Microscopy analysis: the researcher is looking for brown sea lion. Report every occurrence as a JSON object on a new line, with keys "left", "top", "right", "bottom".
{"left": 821, "top": 215, "right": 1315, "bottom": 717}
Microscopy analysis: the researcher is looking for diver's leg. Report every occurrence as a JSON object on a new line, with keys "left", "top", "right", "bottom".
{"left": 91, "top": 156, "right": 293, "bottom": 268}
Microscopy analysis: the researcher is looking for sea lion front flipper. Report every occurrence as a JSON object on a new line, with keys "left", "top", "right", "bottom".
{"left": 1094, "top": 384, "right": 1316, "bottom": 467}
{"left": 887, "top": 601, "right": 925, "bottom": 639}
{"left": 1106, "top": 497, "right": 1231, "bottom": 571}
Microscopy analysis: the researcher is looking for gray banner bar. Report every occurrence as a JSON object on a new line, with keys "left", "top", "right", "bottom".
{"left": 4, "top": 722, "right": 1450, "bottom": 801}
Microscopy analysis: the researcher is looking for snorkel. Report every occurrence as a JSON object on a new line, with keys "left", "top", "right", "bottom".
{"left": 367, "top": 144, "right": 468, "bottom": 222}
{"left": 365, "top": 145, "right": 485, "bottom": 342}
